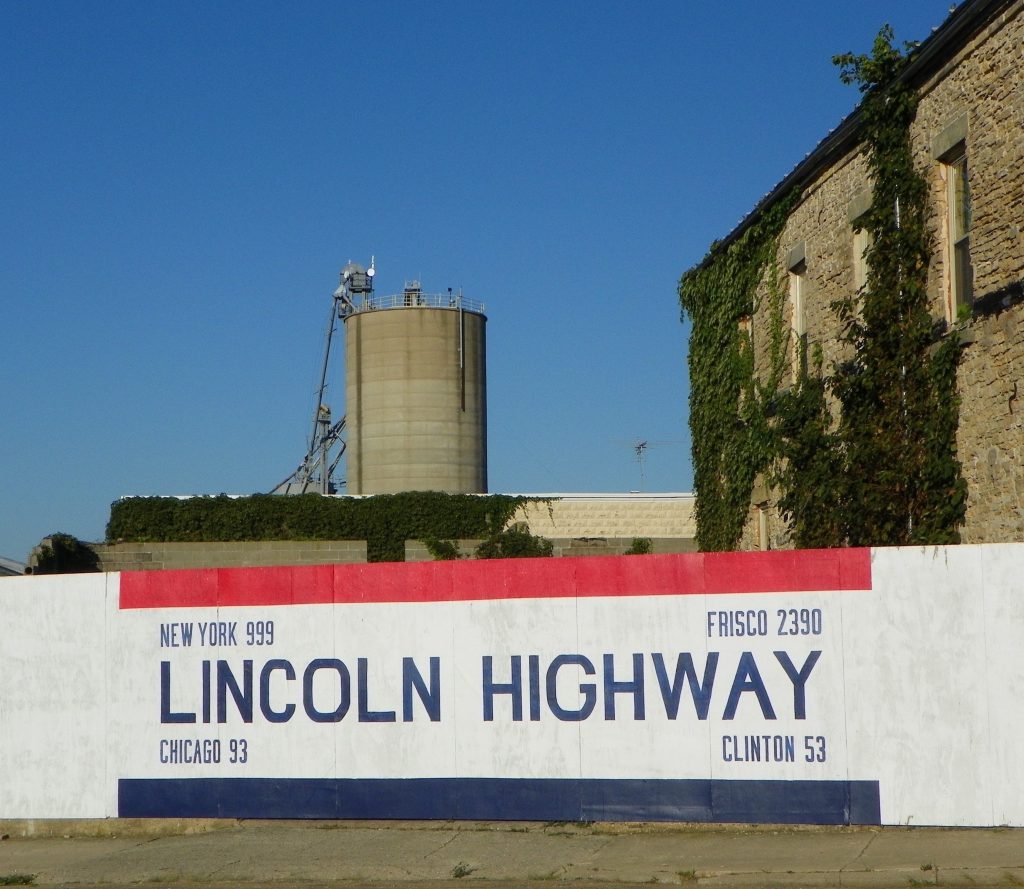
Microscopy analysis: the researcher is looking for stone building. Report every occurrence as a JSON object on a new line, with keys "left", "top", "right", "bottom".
{"left": 685, "top": 0, "right": 1023, "bottom": 549}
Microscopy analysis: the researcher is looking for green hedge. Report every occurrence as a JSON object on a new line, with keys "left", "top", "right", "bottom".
{"left": 106, "top": 493, "right": 544, "bottom": 563}
{"left": 32, "top": 532, "right": 100, "bottom": 574}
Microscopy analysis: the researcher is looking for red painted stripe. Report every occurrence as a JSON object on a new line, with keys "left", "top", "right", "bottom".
{"left": 119, "top": 548, "right": 872, "bottom": 609}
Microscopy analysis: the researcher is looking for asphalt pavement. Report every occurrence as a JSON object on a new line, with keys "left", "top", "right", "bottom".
{"left": 0, "top": 818, "right": 1022, "bottom": 888}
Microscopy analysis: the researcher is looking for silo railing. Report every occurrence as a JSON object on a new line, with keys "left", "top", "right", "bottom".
{"left": 347, "top": 292, "right": 486, "bottom": 314}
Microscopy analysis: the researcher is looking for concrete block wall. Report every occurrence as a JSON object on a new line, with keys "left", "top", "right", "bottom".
{"left": 404, "top": 540, "right": 485, "bottom": 562}
{"left": 82, "top": 495, "right": 696, "bottom": 569}
{"left": 511, "top": 494, "right": 696, "bottom": 540}
{"left": 87, "top": 528, "right": 696, "bottom": 571}
{"left": 406, "top": 495, "right": 698, "bottom": 560}
{"left": 550, "top": 536, "right": 698, "bottom": 558}
{"left": 404, "top": 536, "right": 697, "bottom": 562}
{"left": 91, "top": 540, "right": 367, "bottom": 572}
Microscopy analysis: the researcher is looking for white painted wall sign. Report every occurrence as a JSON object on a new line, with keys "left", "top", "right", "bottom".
{"left": 1, "top": 545, "right": 1022, "bottom": 825}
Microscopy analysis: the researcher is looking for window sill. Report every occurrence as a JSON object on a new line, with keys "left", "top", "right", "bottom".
{"left": 932, "top": 279, "right": 1024, "bottom": 350}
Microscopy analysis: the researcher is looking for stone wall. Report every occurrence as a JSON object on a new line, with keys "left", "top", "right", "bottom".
{"left": 741, "top": 2, "right": 1024, "bottom": 547}
{"left": 957, "top": 311, "right": 1024, "bottom": 542}
{"left": 914, "top": 3, "right": 1024, "bottom": 542}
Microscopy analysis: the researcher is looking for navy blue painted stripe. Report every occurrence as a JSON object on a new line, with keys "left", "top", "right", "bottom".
{"left": 118, "top": 778, "right": 880, "bottom": 825}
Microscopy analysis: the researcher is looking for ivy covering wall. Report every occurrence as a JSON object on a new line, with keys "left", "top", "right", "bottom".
{"left": 677, "top": 192, "right": 799, "bottom": 551}
{"left": 827, "top": 27, "right": 966, "bottom": 545}
{"left": 678, "top": 27, "right": 966, "bottom": 551}
{"left": 106, "top": 492, "right": 550, "bottom": 563}
{"left": 31, "top": 533, "right": 100, "bottom": 574}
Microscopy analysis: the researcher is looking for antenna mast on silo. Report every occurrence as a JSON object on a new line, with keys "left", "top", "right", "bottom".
{"left": 270, "top": 257, "right": 375, "bottom": 495}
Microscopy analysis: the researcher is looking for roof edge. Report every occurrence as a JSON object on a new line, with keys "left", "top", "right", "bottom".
{"left": 689, "top": 0, "right": 1018, "bottom": 272}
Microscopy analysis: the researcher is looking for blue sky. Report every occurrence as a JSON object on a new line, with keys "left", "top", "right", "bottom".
{"left": 1, "top": 0, "right": 957, "bottom": 562}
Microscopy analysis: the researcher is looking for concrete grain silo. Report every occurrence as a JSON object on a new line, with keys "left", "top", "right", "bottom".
{"left": 343, "top": 280, "right": 487, "bottom": 495}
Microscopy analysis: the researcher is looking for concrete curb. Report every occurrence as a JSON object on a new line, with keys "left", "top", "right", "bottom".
{"left": 0, "top": 820, "right": 1021, "bottom": 887}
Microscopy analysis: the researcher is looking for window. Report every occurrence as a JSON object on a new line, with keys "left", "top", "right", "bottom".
{"left": 737, "top": 314, "right": 755, "bottom": 401}
{"left": 945, "top": 146, "right": 973, "bottom": 314}
{"left": 852, "top": 226, "right": 871, "bottom": 293}
{"left": 755, "top": 503, "right": 770, "bottom": 551}
{"left": 789, "top": 262, "right": 806, "bottom": 336}
{"left": 788, "top": 258, "right": 807, "bottom": 377}
{"left": 847, "top": 190, "right": 872, "bottom": 294}
{"left": 738, "top": 313, "right": 753, "bottom": 352}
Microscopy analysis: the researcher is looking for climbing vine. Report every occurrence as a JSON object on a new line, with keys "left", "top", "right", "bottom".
{"left": 769, "top": 340, "right": 845, "bottom": 549}
{"left": 678, "top": 191, "right": 799, "bottom": 551}
{"left": 680, "top": 26, "right": 966, "bottom": 551}
{"left": 828, "top": 26, "right": 966, "bottom": 545}
{"left": 31, "top": 532, "right": 100, "bottom": 574}
{"left": 106, "top": 492, "right": 551, "bottom": 563}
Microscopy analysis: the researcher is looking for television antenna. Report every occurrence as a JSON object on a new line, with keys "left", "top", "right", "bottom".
{"left": 620, "top": 439, "right": 684, "bottom": 491}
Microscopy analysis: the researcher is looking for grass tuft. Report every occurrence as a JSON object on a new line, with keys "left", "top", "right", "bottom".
{"left": 451, "top": 862, "right": 476, "bottom": 879}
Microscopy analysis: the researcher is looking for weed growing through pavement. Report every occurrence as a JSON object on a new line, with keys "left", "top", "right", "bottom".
{"left": 451, "top": 862, "right": 476, "bottom": 878}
